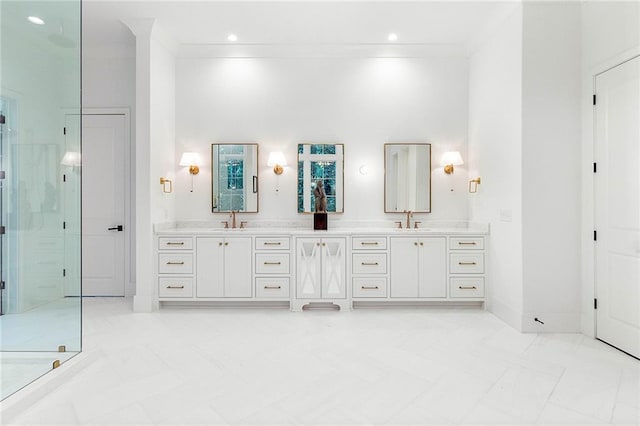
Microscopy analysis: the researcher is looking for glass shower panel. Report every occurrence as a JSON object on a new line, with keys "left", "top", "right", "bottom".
{"left": 0, "top": 0, "right": 81, "bottom": 400}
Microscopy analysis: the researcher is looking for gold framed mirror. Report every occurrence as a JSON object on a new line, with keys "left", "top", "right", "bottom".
{"left": 297, "top": 143, "right": 344, "bottom": 213}
{"left": 211, "top": 143, "right": 259, "bottom": 213}
{"left": 384, "top": 143, "right": 431, "bottom": 213}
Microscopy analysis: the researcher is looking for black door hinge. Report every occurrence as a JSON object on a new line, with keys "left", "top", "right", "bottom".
{"left": 594, "top": 298, "right": 598, "bottom": 309}
{"left": 0, "top": 281, "right": 5, "bottom": 290}
{"left": 593, "top": 162, "right": 597, "bottom": 173}
{"left": 593, "top": 94, "right": 597, "bottom": 105}
{"left": 594, "top": 230, "right": 597, "bottom": 241}
{"left": 0, "top": 114, "right": 6, "bottom": 124}
{"left": 0, "top": 171, "right": 5, "bottom": 180}
{"left": 0, "top": 226, "right": 5, "bottom": 235}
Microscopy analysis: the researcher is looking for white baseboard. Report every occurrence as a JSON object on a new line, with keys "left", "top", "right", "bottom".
{"left": 521, "top": 312, "right": 581, "bottom": 333}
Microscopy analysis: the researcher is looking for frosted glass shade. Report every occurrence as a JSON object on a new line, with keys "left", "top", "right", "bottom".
{"left": 267, "top": 151, "right": 287, "bottom": 167}
{"left": 179, "top": 152, "right": 202, "bottom": 167}
{"left": 440, "top": 151, "right": 464, "bottom": 166}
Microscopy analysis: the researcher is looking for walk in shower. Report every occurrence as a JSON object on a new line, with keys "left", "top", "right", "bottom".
{"left": 0, "top": 0, "right": 81, "bottom": 400}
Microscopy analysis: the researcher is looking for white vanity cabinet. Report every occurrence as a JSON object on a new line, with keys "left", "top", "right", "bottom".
{"left": 351, "top": 236, "right": 388, "bottom": 298}
{"left": 448, "top": 236, "right": 485, "bottom": 299}
{"left": 196, "top": 237, "right": 252, "bottom": 298}
{"left": 157, "top": 236, "right": 195, "bottom": 298}
{"left": 155, "top": 228, "right": 487, "bottom": 308}
{"left": 293, "top": 237, "right": 347, "bottom": 310}
{"left": 254, "top": 236, "right": 291, "bottom": 300}
{"left": 389, "top": 237, "right": 447, "bottom": 298}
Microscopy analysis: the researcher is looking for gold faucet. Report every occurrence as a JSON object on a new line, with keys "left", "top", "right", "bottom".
{"left": 230, "top": 210, "right": 238, "bottom": 229}
{"left": 404, "top": 210, "right": 413, "bottom": 229}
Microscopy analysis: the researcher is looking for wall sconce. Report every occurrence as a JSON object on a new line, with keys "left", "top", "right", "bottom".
{"left": 179, "top": 152, "right": 202, "bottom": 192}
{"left": 441, "top": 151, "right": 464, "bottom": 174}
{"left": 469, "top": 177, "right": 481, "bottom": 193}
{"left": 267, "top": 151, "right": 286, "bottom": 175}
{"left": 160, "top": 177, "right": 173, "bottom": 193}
{"left": 179, "top": 152, "right": 201, "bottom": 175}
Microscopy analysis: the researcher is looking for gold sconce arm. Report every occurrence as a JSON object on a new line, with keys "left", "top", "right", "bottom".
{"left": 468, "top": 177, "right": 481, "bottom": 193}
{"left": 160, "top": 177, "right": 173, "bottom": 193}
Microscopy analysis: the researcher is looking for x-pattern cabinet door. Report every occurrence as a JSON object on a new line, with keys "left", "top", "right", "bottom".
{"left": 321, "top": 238, "right": 346, "bottom": 299}
{"left": 297, "top": 238, "right": 322, "bottom": 298}
{"left": 296, "top": 237, "right": 346, "bottom": 299}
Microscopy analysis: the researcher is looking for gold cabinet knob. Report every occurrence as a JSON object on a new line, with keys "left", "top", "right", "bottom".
{"left": 225, "top": 242, "right": 229, "bottom": 246}
{"left": 420, "top": 242, "right": 424, "bottom": 246}
{"left": 219, "top": 242, "right": 223, "bottom": 246}
{"left": 414, "top": 242, "right": 418, "bottom": 246}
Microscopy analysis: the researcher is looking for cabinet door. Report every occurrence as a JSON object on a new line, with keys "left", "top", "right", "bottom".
{"left": 390, "top": 237, "right": 419, "bottom": 297}
{"left": 321, "top": 238, "right": 346, "bottom": 299}
{"left": 418, "top": 237, "right": 446, "bottom": 298}
{"left": 224, "top": 237, "right": 252, "bottom": 297}
{"left": 196, "top": 237, "right": 224, "bottom": 297}
{"left": 297, "top": 238, "right": 322, "bottom": 299}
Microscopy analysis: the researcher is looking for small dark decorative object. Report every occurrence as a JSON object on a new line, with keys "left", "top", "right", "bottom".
{"left": 314, "top": 212, "right": 328, "bottom": 230}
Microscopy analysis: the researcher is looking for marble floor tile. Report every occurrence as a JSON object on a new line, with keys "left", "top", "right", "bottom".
{"left": 3, "top": 297, "right": 639, "bottom": 426}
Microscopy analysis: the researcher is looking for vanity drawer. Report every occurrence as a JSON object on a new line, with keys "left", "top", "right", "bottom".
{"left": 158, "top": 253, "right": 193, "bottom": 274}
{"left": 255, "top": 277, "right": 290, "bottom": 298}
{"left": 449, "top": 253, "right": 484, "bottom": 274}
{"left": 352, "top": 236, "right": 387, "bottom": 250}
{"left": 352, "top": 277, "right": 387, "bottom": 298}
{"left": 158, "top": 277, "right": 193, "bottom": 298}
{"left": 255, "top": 237, "right": 290, "bottom": 250}
{"left": 255, "top": 253, "right": 290, "bottom": 274}
{"left": 450, "top": 277, "right": 484, "bottom": 298}
{"left": 449, "top": 237, "right": 484, "bottom": 250}
{"left": 158, "top": 237, "right": 193, "bottom": 250}
{"left": 352, "top": 253, "right": 387, "bottom": 274}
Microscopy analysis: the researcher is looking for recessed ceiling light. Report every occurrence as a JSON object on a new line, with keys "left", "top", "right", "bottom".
{"left": 28, "top": 16, "right": 45, "bottom": 25}
{"left": 227, "top": 34, "right": 238, "bottom": 42}
{"left": 387, "top": 33, "right": 398, "bottom": 42}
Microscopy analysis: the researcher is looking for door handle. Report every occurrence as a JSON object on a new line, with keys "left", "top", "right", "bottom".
{"left": 108, "top": 225, "right": 124, "bottom": 232}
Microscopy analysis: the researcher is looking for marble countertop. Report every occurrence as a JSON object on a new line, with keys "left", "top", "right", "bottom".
{"left": 155, "top": 221, "right": 490, "bottom": 236}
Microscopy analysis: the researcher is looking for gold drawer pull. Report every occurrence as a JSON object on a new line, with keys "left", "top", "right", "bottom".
{"left": 361, "top": 286, "right": 379, "bottom": 290}
{"left": 361, "top": 242, "right": 379, "bottom": 245}
{"left": 361, "top": 262, "right": 379, "bottom": 266}
{"left": 165, "top": 242, "right": 185, "bottom": 246}
{"left": 264, "top": 285, "right": 282, "bottom": 290}
{"left": 458, "top": 262, "right": 477, "bottom": 265}
{"left": 458, "top": 242, "right": 477, "bottom": 245}
{"left": 459, "top": 286, "right": 477, "bottom": 290}
{"left": 166, "top": 285, "right": 185, "bottom": 289}
{"left": 166, "top": 261, "right": 185, "bottom": 265}
{"left": 263, "top": 242, "right": 282, "bottom": 246}
{"left": 264, "top": 261, "right": 282, "bottom": 265}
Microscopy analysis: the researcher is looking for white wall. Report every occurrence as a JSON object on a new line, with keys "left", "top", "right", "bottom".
{"left": 150, "top": 38, "right": 176, "bottom": 225}
{"left": 468, "top": 6, "right": 523, "bottom": 330}
{"left": 175, "top": 56, "right": 470, "bottom": 224}
{"left": 580, "top": 1, "right": 640, "bottom": 335}
{"left": 521, "top": 1, "right": 582, "bottom": 332}
{"left": 82, "top": 45, "right": 135, "bottom": 109}
{"left": 82, "top": 43, "right": 136, "bottom": 293}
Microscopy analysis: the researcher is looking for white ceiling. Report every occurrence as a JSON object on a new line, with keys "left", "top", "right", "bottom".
{"left": 82, "top": 1, "right": 515, "bottom": 48}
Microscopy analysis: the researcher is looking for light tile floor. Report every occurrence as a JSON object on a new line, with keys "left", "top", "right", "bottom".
{"left": 4, "top": 298, "right": 640, "bottom": 425}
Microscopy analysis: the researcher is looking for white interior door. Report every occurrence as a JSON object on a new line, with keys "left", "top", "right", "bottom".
{"left": 595, "top": 55, "right": 640, "bottom": 358}
{"left": 82, "top": 114, "right": 126, "bottom": 296}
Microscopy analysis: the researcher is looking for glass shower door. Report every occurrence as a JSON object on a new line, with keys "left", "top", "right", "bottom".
{"left": 0, "top": 0, "right": 81, "bottom": 400}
